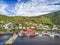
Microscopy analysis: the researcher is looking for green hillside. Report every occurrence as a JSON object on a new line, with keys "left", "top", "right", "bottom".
{"left": 0, "top": 10, "right": 60, "bottom": 26}
{"left": 0, "top": 15, "right": 52, "bottom": 26}
{"left": 40, "top": 11, "right": 60, "bottom": 25}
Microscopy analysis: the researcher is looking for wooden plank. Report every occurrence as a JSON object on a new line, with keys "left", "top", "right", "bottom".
{"left": 5, "top": 34, "right": 18, "bottom": 45}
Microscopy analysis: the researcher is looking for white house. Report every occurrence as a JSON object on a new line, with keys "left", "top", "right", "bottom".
{"left": 52, "top": 25, "right": 58, "bottom": 30}
{"left": 3, "top": 22, "right": 14, "bottom": 30}
{"left": 30, "top": 26, "right": 35, "bottom": 29}
{"left": 0, "top": 23, "right": 3, "bottom": 27}
{"left": 44, "top": 25, "right": 49, "bottom": 30}
{"left": 37, "top": 24, "right": 45, "bottom": 29}
{"left": 0, "top": 21, "right": 4, "bottom": 27}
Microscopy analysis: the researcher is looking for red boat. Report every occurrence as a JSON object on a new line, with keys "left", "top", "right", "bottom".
{"left": 26, "top": 29, "right": 37, "bottom": 37}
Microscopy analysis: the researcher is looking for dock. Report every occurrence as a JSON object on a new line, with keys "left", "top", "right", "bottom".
{"left": 5, "top": 34, "right": 18, "bottom": 45}
{"left": 0, "top": 31, "right": 13, "bottom": 35}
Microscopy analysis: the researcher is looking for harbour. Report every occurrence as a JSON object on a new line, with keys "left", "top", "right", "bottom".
{"left": 0, "top": 31, "right": 60, "bottom": 45}
{"left": 13, "top": 35, "right": 60, "bottom": 45}
{"left": 0, "top": 0, "right": 60, "bottom": 45}
{"left": 0, "top": 34, "right": 12, "bottom": 45}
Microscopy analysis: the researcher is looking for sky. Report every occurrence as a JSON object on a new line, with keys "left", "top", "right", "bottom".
{"left": 0, "top": 0, "right": 60, "bottom": 16}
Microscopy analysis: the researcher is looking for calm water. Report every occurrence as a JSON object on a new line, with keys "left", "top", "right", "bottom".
{"left": 0, "top": 34, "right": 60, "bottom": 45}
{"left": 0, "top": 34, "right": 12, "bottom": 45}
{"left": 13, "top": 36, "right": 60, "bottom": 45}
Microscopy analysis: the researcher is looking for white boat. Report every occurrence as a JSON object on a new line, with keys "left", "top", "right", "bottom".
{"left": 39, "top": 34, "right": 42, "bottom": 37}
{"left": 49, "top": 32, "right": 60, "bottom": 38}
{"left": 18, "top": 33, "right": 23, "bottom": 36}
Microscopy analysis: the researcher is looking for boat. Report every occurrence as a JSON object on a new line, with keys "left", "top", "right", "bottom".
{"left": 49, "top": 32, "right": 60, "bottom": 38}
{"left": 18, "top": 33, "right": 23, "bottom": 37}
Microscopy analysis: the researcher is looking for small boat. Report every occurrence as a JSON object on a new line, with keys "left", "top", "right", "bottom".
{"left": 18, "top": 33, "right": 23, "bottom": 37}
{"left": 49, "top": 32, "right": 60, "bottom": 38}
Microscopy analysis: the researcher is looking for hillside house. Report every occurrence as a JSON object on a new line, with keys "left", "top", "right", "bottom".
{"left": 0, "top": 21, "right": 4, "bottom": 27}
{"left": 52, "top": 25, "right": 58, "bottom": 30}
{"left": 14, "top": 24, "right": 21, "bottom": 30}
{"left": 3, "top": 22, "right": 14, "bottom": 30}
{"left": 37, "top": 24, "right": 45, "bottom": 29}
{"left": 0, "top": 23, "right": 3, "bottom": 27}
{"left": 19, "top": 24, "right": 23, "bottom": 29}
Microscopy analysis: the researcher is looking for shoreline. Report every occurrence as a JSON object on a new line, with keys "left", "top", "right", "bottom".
{"left": 0, "top": 31, "right": 13, "bottom": 35}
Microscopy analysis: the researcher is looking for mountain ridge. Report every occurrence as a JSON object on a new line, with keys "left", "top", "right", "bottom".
{"left": 0, "top": 11, "right": 60, "bottom": 26}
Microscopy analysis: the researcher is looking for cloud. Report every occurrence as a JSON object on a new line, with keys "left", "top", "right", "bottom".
{"left": 13, "top": 0, "right": 60, "bottom": 16}
{"left": 0, "top": 0, "right": 60, "bottom": 16}
{"left": 0, "top": 3, "right": 9, "bottom": 15}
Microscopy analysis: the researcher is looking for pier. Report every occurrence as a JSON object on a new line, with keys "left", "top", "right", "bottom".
{"left": 38, "top": 32, "right": 60, "bottom": 38}
{"left": 5, "top": 34, "right": 18, "bottom": 45}
{"left": 0, "top": 31, "right": 13, "bottom": 35}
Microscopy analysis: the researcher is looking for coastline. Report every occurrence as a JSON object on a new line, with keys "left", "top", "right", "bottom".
{"left": 0, "top": 31, "right": 13, "bottom": 35}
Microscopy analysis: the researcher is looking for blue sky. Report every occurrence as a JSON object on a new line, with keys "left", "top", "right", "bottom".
{"left": 0, "top": 0, "right": 60, "bottom": 16}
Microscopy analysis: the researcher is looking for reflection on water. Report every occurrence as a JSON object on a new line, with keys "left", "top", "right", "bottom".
{"left": 0, "top": 34, "right": 60, "bottom": 45}
{"left": 13, "top": 36, "right": 60, "bottom": 45}
{"left": 0, "top": 34, "right": 12, "bottom": 45}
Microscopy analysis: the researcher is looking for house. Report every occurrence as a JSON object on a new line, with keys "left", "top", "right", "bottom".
{"left": 27, "top": 26, "right": 30, "bottom": 30}
{"left": 30, "top": 26, "right": 35, "bottom": 29}
{"left": 13, "top": 24, "right": 19, "bottom": 29}
{"left": 44, "top": 25, "right": 49, "bottom": 30}
{"left": 32, "top": 23, "right": 37, "bottom": 26}
{"left": 3, "top": 22, "right": 14, "bottom": 30}
{"left": 52, "top": 25, "right": 58, "bottom": 30}
{"left": 0, "top": 21, "right": 4, "bottom": 27}
{"left": 0, "top": 23, "right": 3, "bottom": 27}
{"left": 37, "top": 24, "right": 45, "bottom": 29}
{"left": 19, "top": 24, "right": 23, "bottom": 29}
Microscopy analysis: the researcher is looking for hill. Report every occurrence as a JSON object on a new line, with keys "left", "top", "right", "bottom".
{"left": 39, "top": 11, "right": 60, "bottom": 25}
{"left": 0, "top": 14, "right": 53, "bottom": 26}
{"left": 1, "top": 10, "right": 60, "bottom": 26}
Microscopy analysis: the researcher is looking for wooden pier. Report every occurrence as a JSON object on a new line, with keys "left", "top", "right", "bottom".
{"left": 5, "top": 34, "right": 18, "bottom": 45}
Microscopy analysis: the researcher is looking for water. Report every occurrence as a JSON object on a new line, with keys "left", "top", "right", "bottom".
{"left": 0, "top": 34, "right": 60, "bottom": 45}
{"left": 0, "top": 34, "right": 12, "bottom": 45}
{"left": 13, "top": 36, "right": 60, "bottom": 45}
